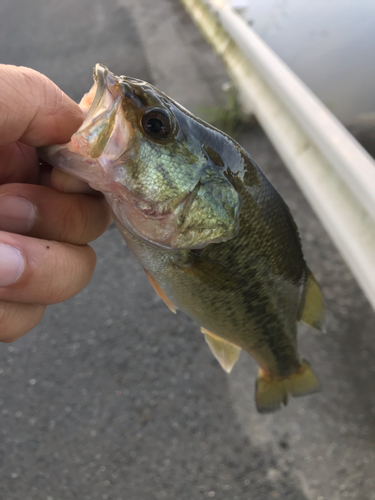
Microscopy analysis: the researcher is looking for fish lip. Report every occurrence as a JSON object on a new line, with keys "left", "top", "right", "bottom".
{"left": 79, "top": 64, "right": 122, "bottom": 129}
{"left": 94, "top": 63, "right": 108, "bottom": 89}
{"left": 81, "top": 64, "right": 108, "bottom": 124}
{"left": 92, "top": 63, "right": 108, "bottom": 108}
{"left": 69, "top": 64, "right": 132, "bottom": 170}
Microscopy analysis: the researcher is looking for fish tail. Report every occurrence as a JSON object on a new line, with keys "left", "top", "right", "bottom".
{"left": 255, "top": 360, "right": 320, "bottom": 413}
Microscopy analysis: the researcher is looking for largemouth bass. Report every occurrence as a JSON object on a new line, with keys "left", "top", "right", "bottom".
{"left": 39, "top": 64, "right": 326, "bottom": 413}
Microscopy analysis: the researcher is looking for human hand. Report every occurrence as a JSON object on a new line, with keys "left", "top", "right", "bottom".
{"left": 0, "top": 65, "right": 112, "bottom": 342}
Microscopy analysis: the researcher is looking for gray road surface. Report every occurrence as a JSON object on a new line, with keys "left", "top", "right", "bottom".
{"left": 0, "top": 0, "right": 374, "bottom": 499}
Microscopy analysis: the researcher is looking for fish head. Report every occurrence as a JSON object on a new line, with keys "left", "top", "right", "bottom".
{"left": 39, "top": 64, "right": 242, "bottom": 250}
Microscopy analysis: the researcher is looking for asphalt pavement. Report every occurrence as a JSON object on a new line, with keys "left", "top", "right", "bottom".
{"left": 0, "top": 0, "right": 374, "bottom": 499}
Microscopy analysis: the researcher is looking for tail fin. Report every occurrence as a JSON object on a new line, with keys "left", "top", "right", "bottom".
{"left": 255, "top": 360, "right": 320, "bottom": 413}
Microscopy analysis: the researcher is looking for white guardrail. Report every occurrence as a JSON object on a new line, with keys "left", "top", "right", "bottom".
{"left": 181, "top": 0, "right": 375, "bottom": 311}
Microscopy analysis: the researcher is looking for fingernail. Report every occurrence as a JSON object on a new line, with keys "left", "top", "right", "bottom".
{"left": 0, "top": 243, "right": 25, "bottom": 286}
{"left": 0, "top": 195, "right": 36, "bottom": 234}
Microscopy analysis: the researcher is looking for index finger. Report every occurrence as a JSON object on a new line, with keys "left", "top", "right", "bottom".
{"left": 0, "top": 65, "right": 84, "bottom": 147}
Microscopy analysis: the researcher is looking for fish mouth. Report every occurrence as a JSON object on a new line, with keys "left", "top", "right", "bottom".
{"left": 69, "top": 63, "right": 130, "bottom": 168}
{"left": 37, "top": 64, "right": 126, "bottom": 189}
{"left": 81, "top": 63, "right": 109, "bottom": 122}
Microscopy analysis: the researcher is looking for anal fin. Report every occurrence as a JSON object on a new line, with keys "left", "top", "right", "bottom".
{"left": 201, "top": 327, "right": 241, "bottom": 373}
{"left": 144, "top": 270, "right": 177, "bottom": 314}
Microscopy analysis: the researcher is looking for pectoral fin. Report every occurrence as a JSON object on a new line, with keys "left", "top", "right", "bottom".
{"left": 201, "top": 327, "right": 241, "bottom": 373}
{"left": 144, "top": 270, "right": 177, "bottom": 314}
{"left": 299, "top": 267, "right": 327, "bottom": 331}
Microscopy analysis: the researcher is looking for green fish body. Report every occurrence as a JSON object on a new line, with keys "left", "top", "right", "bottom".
{"left": 39, "top": 64, "right": 326, "bottom": 413}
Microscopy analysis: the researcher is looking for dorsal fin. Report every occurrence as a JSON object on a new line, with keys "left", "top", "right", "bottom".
{"left": 299, "top": 267, "right": 327, "bottom": 331}
{"left": 144, "top": 270, "right": 177, "bottom": 314}
{"left": 201, "top": 327, "right": 241, "bottom": 373}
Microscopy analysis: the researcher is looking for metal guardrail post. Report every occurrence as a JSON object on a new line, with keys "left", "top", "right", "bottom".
{"left": 181, "top": 0, "right": 375, "bottom": 310}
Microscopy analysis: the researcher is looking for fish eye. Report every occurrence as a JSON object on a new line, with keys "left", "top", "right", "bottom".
{"left": 142, "top": 108, "right": 171, "bottom": 140}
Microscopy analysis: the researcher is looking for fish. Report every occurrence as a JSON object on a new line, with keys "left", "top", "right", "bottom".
{"left": 39, "top": 64, "right": 326, "bottom": 413}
